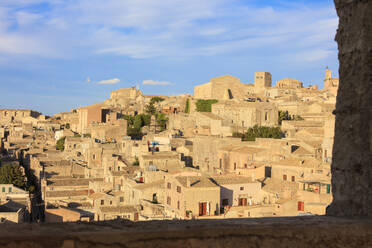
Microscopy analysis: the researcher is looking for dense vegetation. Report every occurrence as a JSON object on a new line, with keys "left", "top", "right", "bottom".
{"left": 0, "top": 164, "right": 27, "bottom": 189}
{"left": 278, "top": 111, "right": 304, "bottom": 125}
{"left": 150, "top": 97, "right": 165, "bottom": 104}
{"left": 195, "top": 99, "right": 218, "bottom": 112}
{"left": 185, "top": 99, "right": 190, "bottom": 113}
{"left": 121, "top": 97, "right": 169, "bottom": 138}
{"left": 56, "top": 137, "right": 66, "bottom": 151}
{"left": 233, "top": 125, "right": 283, "bottom": 141}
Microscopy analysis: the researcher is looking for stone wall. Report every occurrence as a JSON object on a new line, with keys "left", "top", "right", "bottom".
{"left": 1, "top": 217, "right": 372, "bottom": 247}
{"left": 327, "top": 0, "right": 372, "bottom": 216}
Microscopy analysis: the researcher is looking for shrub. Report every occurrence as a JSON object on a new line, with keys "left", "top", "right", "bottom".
{"left": 185, "top": 99, "right": 190, "bottom": 113}
{"left": 237, "top": 125, "right": 283, "bottom": 141}
{"left": 150, "top": 97, "right": 164, "bottom": 104}
{"left": 0, "top": 164, "right": 27, "bottom": 189}
{"left": 132, "top": 157, "right": 139, "bottom": 166}
{"left": 195, "top": 99, "right": 218, "bottom": 112}
{"left": 56, "top": 137, "right": 66, "bottom": 151}
{"left": 145, "top": 102, "right": 157, "bottom": 115}
{"left": 278, "top": 110, "right": 304, "bottom": 124}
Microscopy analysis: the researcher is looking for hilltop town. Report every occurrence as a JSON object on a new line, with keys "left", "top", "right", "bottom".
{"left": 0, "top": 68, "right": 338, "bottom": 223}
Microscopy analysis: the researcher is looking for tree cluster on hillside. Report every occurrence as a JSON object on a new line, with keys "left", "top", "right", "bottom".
{"left": 278, "top": 110, "right": 304, "bottom": 125}
{"left": 195, "top": 99, "right": 218, "bottom": 112}
{"left": 150, "top": 97, "right": 165, "bottom": 104}
{"left": 0, "top": 164, "right": 27, "bottom": 189}
{"left": 233, "top": 125, "right": 283, "bottom": 141}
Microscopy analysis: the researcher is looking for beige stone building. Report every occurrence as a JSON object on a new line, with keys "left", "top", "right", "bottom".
{"left": 212, "top": 101, "right": 278, "bottom": 130}
{"left": 164, "top": 175, "right": 220, "bottom": 219}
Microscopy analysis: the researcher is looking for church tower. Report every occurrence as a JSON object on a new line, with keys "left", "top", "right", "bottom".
{"left": 324, "top": 67, "right": 332, "bottom": 89}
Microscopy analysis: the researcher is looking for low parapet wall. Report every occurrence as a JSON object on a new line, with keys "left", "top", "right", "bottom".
{"left": 1, "top": 216, "right": 372, "bottom": 247}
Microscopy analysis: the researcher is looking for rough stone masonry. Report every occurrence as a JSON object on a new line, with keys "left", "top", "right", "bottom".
{"left": 327, "top": 0, "right": 372, "bottom": 216}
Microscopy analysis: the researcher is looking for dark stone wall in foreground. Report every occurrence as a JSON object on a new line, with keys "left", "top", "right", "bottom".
{"left": 1, "top": 217, "right": 372, "bottom": 248}
{"left": 327, "top": 0, "right": 372, "bottom": 216}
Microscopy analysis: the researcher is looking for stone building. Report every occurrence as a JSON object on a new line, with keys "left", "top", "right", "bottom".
{"left": 275, "top": 78, "right": 303, "bottom": 89}
{"left": 212, "top": 101, "right": 278, "bottom": 130}
{"left": 0, "top": 109, "right": 41, "bottom": 124}
{"left": 77, "top": 103, "right": 110, "bottom": 134}
{"left": 323, "top": 67, "right": 339, "bottom": 96}
{"left": 164, "top": 175, "right": 220, "bottom": 219}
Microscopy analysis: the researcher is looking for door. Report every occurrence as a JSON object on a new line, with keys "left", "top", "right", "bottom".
{"left": 238, "top": 198, "right": 248, "bottom": 206}
{"left": 134, "top": 212, "right": 139, "bottom": 221}
{"left": 199, "top": 202, "right": 207, "bottom": 216}
{"left": 297, "top": 201, "right": 304, "bottom": 211}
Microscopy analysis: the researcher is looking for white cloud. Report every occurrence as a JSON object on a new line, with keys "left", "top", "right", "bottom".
{"left": 143, "top": 80, "right": 172, "bottom": 86}
{"left": 97, "top": 78, "right": 120, "bottom": 85}
{"left": 86, "top": 77, "right": 91, "bottom": 83}
{"left": 0, "top": 0, "right": 338, "bottom": 64}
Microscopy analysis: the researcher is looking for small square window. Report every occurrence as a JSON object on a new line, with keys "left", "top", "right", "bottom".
{"left": 240, "top": 187, "right": 244, "bottom": 191}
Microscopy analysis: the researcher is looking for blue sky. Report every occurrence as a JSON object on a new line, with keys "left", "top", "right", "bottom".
{"left": 0, "top": 0, "right": 339, "bottom": 115}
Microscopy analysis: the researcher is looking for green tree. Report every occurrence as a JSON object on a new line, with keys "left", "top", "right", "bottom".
{"left": 278, "top": 111, "right": 291, "bottom": 125}
{"left": 56, "top": 137, "right": 66, "bottom": 151}
{"left": 141, "top": 114, "right": 152, "bottom": 126}
{"left": 239, "top": 125, "right": 283, "bottom": 141}
{"left": 185, "top": 99, "right": 190, "bottom": 113}
{"left": 132, "top": 157, "right": 140, "bottom": 166}
{"left": 150, "top": 97, "right": 164, "bottom": 104}
{"left": 145, "top": 102, "right": 157, "bottom": 115}
{"left": 133, "top": 115, "right": 143, "bottom": 130}
{"left": 156, "top": 113, "right": 168, "bottom": 131}
{"left": 293, "top": 115, "right": 304, "bottom": 121}
{"left": 195, "top": 99, "right": 218, "bottom": 112}
{"left": 0, "top": 164, "right": 27, "bottom": 189}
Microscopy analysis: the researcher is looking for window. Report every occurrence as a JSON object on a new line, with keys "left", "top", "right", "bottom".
{"left": 167, "top": 197, "right": 171, "bottom": 205}
{"left": 219, "top": 159, "right": 222, "bottom": 169}
{"left": 100, "top": 200, "right": 104, "bottom": 205}
{"left": 283, "top": 174, "right": 287, "bottom": 181}
{"left": 240, "top": 186, "right": 244, "bottom": 191}
{"left": 167, "top": 183, "right": 171, "bottom": 189}
{"left": 234, "top": 163, "right": 237, "bottom": 170}
{"left": 120, "top": 197, "right": 124, "bottom": 202}
{"left": 177, "top": 201, "right": 180, "bottom": 210}
{"left": 291, "top": 176, "right": 295, "bottom": 182}
{"left": 265, "top": 112, "right": 268, "bottom": 121}
{"left": 8, "top": 187, "right": 12, "bottom": 193}
{"left": 93, "top": 154, "right": 96, "bottom": 160}
{"left": 2, "top": 187, "right": 5, "bottom": 192}
{"left": 244, "top": 163, "right": 247, "bottom": 168}
{"left": 177, "top": 186, "right": 181, "bottom": 193}
{"left": 110, "top": 201, "right": 112, "bottom": 205}
{"left": 222, "top": 199, "right": 229, "bottom": 206}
